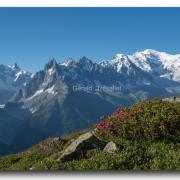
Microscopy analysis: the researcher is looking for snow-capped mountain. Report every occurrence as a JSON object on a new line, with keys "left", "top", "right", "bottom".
{"left": 129, "top": 49, "right": 180, "bottom": 82}
{"left": 0, "top": 49, "right": 180, "bottom": 156}
{"left": 14, "top": 54, "right": 157, "bottom": 103}
{"left": 0, "top": 63, "right": 32, "bottom": 104}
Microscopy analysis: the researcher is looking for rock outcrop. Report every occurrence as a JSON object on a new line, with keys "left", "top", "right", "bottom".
{"left": 103, "top": 141, "right": 117, "bottom": 153}
{"left": 163, "top": 96, "right": 180, "bottom": 103}
{"left": 58, "top": 132, "right": 106, "bottom": 162}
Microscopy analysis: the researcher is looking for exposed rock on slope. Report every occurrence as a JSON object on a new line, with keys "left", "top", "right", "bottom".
{"left": 59, "top": 132, "right": 106, "bottom": 162}
{"left": 103, "top": 141, "right": 117, "bottom": 153}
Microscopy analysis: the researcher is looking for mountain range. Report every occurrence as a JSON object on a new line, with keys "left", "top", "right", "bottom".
{"left": 0, "top": 63, "right": 32, "bottom": 104}
{"left": 0, "top": 49, "right": 180, "bottom": 156}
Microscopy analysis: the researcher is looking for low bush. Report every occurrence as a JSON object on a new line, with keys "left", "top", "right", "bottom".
{"left": 95, "top": 99, "right": 180, "bottom": 143}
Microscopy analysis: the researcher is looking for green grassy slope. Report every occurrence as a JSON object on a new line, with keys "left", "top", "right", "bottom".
{"left": 0, "top": 98, "right": 180, "bottom": 170}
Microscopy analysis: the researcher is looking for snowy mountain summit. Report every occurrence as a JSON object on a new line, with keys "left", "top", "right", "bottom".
{"left": 129, "top": 49, "right": 180, "bottom": 82}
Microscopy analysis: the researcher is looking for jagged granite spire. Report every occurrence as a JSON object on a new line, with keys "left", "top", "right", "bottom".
{"left": 11, "top": 62, "right": 21, "bottom": 71}
{"left": 44, "top": 59, "right": 59, "bottom": 71}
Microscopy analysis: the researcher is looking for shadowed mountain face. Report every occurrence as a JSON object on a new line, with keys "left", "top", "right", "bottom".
{"left": 0, "top": 49, "right": 180, "bottom": 156}
{"left": 0, "top": 63, "right": 32, "bottom": 104}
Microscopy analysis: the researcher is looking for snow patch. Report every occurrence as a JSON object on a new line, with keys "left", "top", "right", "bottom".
{"left": 48, "top": 68, "right": 54, "bottom": 75}
{"left": 14, "top": 71, "right": 23, "bottom": 82}
{"left": 27, "top": 86, "right": 57, "bottom": 101}
{"left": 27, "top": 89, "right": 44, "bottom": 100}
{"left": 61, "top": 59, "right": 77, "bottom": 67}
{"left": 0, "top": 104, "right": 5, "bottom": 109}
{"left": 30, "top": 107, "right": 38, "bottom": 114}
{"left": 45, "top": 85, "right": 57, "bottom": 95}
{"left": 99, "top": 54, "right": 131, "bottom": 73}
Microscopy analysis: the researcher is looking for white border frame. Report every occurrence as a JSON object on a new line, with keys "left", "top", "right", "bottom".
{"left": 0, "top": 0, "right": 180, "bottom": 7}
{"left": 0, "top": 1, "right": 180, "bottom": 180}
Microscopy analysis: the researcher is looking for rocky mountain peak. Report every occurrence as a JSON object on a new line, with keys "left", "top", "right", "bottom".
{"left": 79, "top": 56, "right": 93, "bottom": 64}
{"left": 141, "top": 49, "right": 159, "bottom": 54}
{"left": 11, "top": 63, "right": 21, "bottom": 72}
{"left": 0, "top": 64, "right": 32, "bottom": 104}
{"left": 61, "top": 58, "right": 77, "bottom": 67}
{"left": 113, "top": 54, "right": 128, "bottom": 61}
{"left": 44, "top": 59, "right": 59, "bottom": 72}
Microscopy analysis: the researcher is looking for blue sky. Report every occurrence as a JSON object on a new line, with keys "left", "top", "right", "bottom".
{"left": 0, "top": 8, "right": 180, "bottom": 72}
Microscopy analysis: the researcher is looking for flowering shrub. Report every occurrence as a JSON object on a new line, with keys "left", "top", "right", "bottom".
{"left": 95, "top": 121, "right": 114, "bottom": 138}
{"left": 111, "top": 108, "right": 128, "bottom": 119}
{"left": 95, "top": 99, "right": 180, "bottom": 142}
{"left": 96, "top": 122, "right": 112, "bottom": 129}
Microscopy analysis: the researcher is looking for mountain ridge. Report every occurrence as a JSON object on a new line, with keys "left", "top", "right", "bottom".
{"left": 0, "top": 49, "right": 180, "bottom": 156}
{"left": 0, "top": 63, "right": 32, "bottom": 104}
